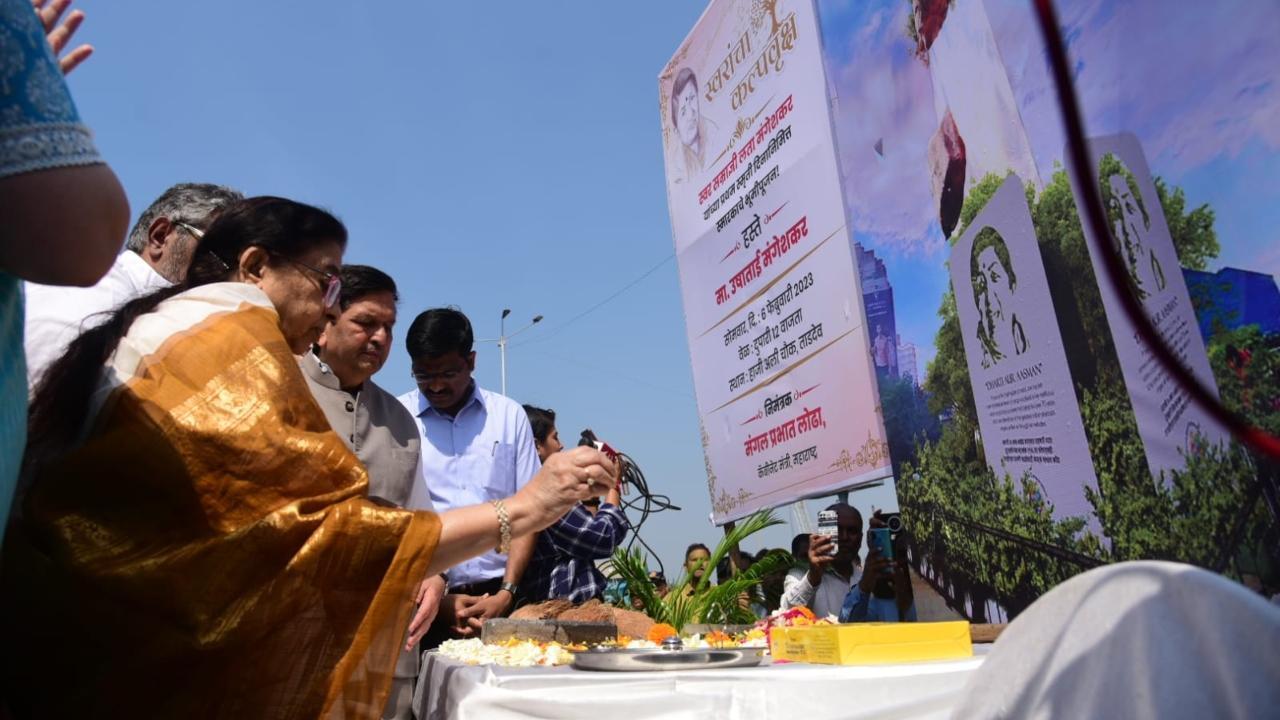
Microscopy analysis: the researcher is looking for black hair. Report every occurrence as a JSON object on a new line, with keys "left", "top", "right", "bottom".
{"left": 716, "top": 556, "right": 733, "bottom": 585}
{"left": 337, "top": 264, "right": 398, "bottom": 311}
{"left": 823, "top": 502, "right": 864, "bottom": 528}
{"left": 522, "top": 404, "right": 557, "bottom": 445}
{"left": 405, "top": 307, "right": 473, "bottom": 360}
{"left": 27, "top": 197, "right": 347, "bottom": 470}
{"left": 1099, "top": 154, "right": 1150, "bottom": 229}
{"left": 671, "top": 67, "right": 698, "bottom": 128}
{"left": 970, "top": 227, "right": 1019, "bottom": 302}
{"left": 684, "top": 542, "right": 710, "bottom": 562}
{"left": 790, "top": 533, "right": 811, "bottom": 558}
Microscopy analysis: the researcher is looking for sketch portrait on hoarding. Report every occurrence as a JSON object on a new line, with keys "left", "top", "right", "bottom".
{"left": 971, "top": 227, "right": 1028, "bottom": 369}
{"left": 670, "top": 67, "right": 713, "bottom": 182}
{"left": 1100, "top": 154, "right": 1167, "bottom": 301}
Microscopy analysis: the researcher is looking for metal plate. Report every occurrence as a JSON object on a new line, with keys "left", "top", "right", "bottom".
{"left": 571, "top": 647, "right": 767, "bottom": 672}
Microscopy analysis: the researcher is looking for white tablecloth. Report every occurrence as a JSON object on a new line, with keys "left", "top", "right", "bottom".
{"left": 413, "top": 645, "right": 990, "bottom": 720}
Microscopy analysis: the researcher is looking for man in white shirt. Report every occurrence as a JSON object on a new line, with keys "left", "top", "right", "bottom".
{"left": 397, "top": 307, "right": 541, "bottom": 643}
{"left": 24, "top": 183, "right": 242, "bottom": 391}
{"left": 781, "top": 503, "right": 864, "bottom": 619}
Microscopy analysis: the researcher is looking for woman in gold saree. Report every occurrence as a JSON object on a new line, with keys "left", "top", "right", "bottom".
{"left": 4, "top": 197, "right": 613, "bottom": 719}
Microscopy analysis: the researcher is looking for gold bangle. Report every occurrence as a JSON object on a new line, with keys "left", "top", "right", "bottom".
{"left": 490, "top": 499, "right": 511, "bottom": 555}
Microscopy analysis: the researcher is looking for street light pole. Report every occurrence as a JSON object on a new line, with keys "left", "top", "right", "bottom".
{"left": 500, "top": 309, "right": 511, "bottom": 397}
{"left": 497, "top": 309, "right": 542, "bottom": 396}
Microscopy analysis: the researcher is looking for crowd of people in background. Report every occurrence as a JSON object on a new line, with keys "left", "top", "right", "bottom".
{"left": 618, "top": 502, "right": 916, "bottom": 623}
{"left": 0, "top": 2, "right": 917, "bottom": 718}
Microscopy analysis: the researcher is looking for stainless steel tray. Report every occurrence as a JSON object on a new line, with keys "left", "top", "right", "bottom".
{"left": 571, "top": 647, "right": 767, "bottom": 672}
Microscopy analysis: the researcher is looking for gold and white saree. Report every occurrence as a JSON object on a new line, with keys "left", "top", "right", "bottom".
{"left": 3, "top": 283, "right": 439, "bottom": 719}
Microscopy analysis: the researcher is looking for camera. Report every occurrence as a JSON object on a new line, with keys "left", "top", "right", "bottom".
{"left": 881, "top": 512, "right": 903, "bottom": 535}
{"left": 579, "top": 428, "right": 619, "bottom": 460}
{"left": 816, "top": 509, "right": 839, "bottom": 556}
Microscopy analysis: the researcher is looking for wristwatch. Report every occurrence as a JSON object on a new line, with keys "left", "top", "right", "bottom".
{"left": 499, "top": 581, "right": 520, "bottom": 597}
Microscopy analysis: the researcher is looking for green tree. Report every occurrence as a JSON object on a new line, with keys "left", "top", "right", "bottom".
{"left": 879, "top": 374, "right": 942, "bottom": 475}
{"left": 1207, "top": 325, "right": 1280, "bottom": 437}
{"left": 1079, "top": 378, "right": 1170, "bottom": 560}
{"left": 1032, "top": 167, "right": 1121, "bottom": 385}
{"left": 906, "top": 162, "right": 1273, "bottom": 619}
{"left": 1156, "top": 177, "right": 1219, "bottom": 271}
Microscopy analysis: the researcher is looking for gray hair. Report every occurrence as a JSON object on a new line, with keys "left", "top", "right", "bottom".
{"left": 125, "top": 183, "right": 245, "bottom": 253}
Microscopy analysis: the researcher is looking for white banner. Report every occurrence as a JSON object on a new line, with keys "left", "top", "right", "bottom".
{"left": 1068, "top": 133, "right": 1228, "bottom": 481}
{"left": 660, "top": 0, "right": 890, "bottom": 524}
{"left": 951, "top": 174, "right": 1099, "bottom": 522}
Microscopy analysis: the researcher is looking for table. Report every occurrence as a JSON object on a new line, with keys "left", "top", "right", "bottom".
{"left": 413, "top": 645, "right": 990, "bottom": 720}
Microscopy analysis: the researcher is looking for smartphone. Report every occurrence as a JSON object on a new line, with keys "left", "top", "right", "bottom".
{"left": 868, "top": 527, "right": 893, "bottom": 561}
{"left": 815, "top": 510, "right": 839, "bottom": 556}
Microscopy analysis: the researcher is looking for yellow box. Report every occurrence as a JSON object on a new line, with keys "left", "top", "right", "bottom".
{"left": 770, "top": 622, "right": 972, "bottom": 665}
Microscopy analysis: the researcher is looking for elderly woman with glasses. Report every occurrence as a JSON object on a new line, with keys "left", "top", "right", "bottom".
{"left": 6, "top": 197, "right": 615, "bottom": 719}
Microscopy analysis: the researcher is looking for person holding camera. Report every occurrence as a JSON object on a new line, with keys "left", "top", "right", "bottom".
{"left": 519, "top": 406, "right": 628, "bottom": 604}
{"left": 781, "top": 503, "right": 864, "bottom": 618}
{"left": 839, "top": 511, "right": 917, "bottom": 622}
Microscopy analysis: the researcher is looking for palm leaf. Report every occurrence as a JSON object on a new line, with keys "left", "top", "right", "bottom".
{"left": 607, "top": 509, "right": 785, "bottom": 631}
{"left": 691, "top": 510, "right": 784, "bottom": 597}
{"left": 609, "top": 546, "right": 667, "bottom": 623}
{"left": 696, "top": 549, "right": 792, "bottom": 625}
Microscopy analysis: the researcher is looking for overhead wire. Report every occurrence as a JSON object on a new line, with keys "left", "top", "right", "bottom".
{"left": 513, "top": 253, "right": 675, "bottom": 347}
{"left": 578, "top": 430, "right": 681, "bottom": 577}
{"left": 524, "top": 347, "right": 694, "bottom": 400}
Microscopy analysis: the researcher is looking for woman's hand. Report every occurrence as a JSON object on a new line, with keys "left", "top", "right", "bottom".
{"left": 509, "top": 446, "right": 615, "bottom": 532}
{"left": 34, "top": 0, "right": 93, "bottom": 74}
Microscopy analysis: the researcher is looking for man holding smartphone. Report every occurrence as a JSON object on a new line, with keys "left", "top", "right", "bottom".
{"left": 780, "top": 503, "right": 864, "bottom": 618}
{"left": 839, "top": 511, "right": 917, "bottom": 622}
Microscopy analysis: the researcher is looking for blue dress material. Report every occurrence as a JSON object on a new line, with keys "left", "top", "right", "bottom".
{"left": 0, "top": 0, "right": 104, "bottom": 537}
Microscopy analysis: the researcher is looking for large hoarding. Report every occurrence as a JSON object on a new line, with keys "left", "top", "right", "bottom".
{"left": 659, "top": 0, "right": 892, "bottom": 525}
{"left": 812, "top": 0, "right": 1280, "bottom": 618}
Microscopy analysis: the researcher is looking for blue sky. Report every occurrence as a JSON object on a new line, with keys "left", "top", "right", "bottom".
{"left": 817, "top": 0, "right": 1280, "bottom": 379}
{"left": 63, "top": 0, "right": 1275, "bottom": 579}
{"left": 63, "top": 0, "right": 825, "bottom": 577}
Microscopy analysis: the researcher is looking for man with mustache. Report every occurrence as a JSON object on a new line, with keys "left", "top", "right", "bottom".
{"left": 398, "top": 307, "right": 541, "bottom": 646}
{"left": 301, "top": 264, "right": 434, "bottom": 720}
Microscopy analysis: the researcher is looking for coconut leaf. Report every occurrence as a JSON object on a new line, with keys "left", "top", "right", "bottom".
{"left": 608, "top": 509, "right": 785, "bottom": 631}
{"left": 609, "top": 546, "right": 667, "bottom": 622}
{"left": 698, "top": 549, "right": 792, "bottom": 625}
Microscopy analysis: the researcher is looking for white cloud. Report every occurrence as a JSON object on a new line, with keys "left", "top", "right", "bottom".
{"left": 992, "top": 0, "right": 1280, "bottom": 176}
{"left": 827, "top": 7, "right": 945, "bottom": 257}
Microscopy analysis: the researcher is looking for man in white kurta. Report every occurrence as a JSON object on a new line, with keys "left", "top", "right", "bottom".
{"left": 24, "top": 182, "right": 242, "bottom": 391}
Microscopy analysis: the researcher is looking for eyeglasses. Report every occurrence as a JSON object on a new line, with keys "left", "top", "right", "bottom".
{"left": 410, "top": 369, "right": 464, "bottom": 383}
{"left": 272, "top": 253, "right": 342, "bottom": 308}
{"left": 172, "top": 220, "right": 205, "bottom": 238}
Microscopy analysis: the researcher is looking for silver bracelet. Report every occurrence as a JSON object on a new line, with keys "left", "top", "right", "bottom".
{"left": 490, "top": 499, "right": 511, "bottom": 555}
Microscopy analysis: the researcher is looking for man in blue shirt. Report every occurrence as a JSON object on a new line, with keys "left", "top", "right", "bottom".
{"left": 519, "top": 405, "right": 627, "bottom": 603}
{"left": 839, "top": 511, "right": 917, "bottom": 622}
{"left": 398, "top": 308, "right": 541, "bottom": 640}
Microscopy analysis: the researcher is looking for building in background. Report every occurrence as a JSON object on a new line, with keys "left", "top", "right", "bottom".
{"left": 897, "top": 335, "right": 919, "bottom": 387}
{"left": 854, "top": 242, "right": 898, "bottom": 379}
{"left": 1183, "top": 267, "right": 1280, "bottom": 341}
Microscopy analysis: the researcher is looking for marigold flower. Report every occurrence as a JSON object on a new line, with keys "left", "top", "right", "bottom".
{"left": 647, "top": 623, "right": 678, "bottom": 643}
{"left": 705, "top": 630, "right": 735, "bottom": 647}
